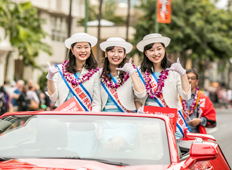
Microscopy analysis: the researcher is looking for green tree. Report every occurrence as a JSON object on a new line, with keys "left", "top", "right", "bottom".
{"left": 38, "top": 71, "right": 48, "bottom": 91}
{"left": 78, "top": 0, "right": 125, "bottom": 25}
{"left": 0, "top": 0, "right": 52, "bottom": 77}
{"left": 132, "top": 0, "right": 232, "bottom": 71}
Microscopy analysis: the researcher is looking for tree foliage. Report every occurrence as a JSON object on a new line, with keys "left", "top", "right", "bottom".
{"left": 0, "top": 0, "right": 52, "bottom": 68}
{"left": 78, "top": 0, "right": 125, "bottom": 25}
{"left": 38, "top": 71, "right": 48, "bottom": 91}
{"left": 132, "top": 0, "right": 232, "bottom": 70}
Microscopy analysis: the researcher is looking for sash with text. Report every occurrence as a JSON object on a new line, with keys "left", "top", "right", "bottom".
{"left": 144, "top": 106, "right": 177, "bottom": 131}
{"left": 101, "top": 74, "right": 134, "bottom": 113}
{"left": 137, "top": 68, "right": 190, "bottom": 137}
{"left": 56, "top": 66, "right": 92, "bottom": 111}
{"left": 54, "top": 96, "right": 84, "bottom": 111}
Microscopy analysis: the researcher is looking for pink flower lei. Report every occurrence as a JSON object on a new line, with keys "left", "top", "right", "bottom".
{"left": 181, "top": 87, "right": 199, "bottom": 115}
{"left": 101, "top": 65, "right": 136, "bottom": 89}
{"left": 144, "top": 69, "right": 169, "bottom": 98}
{"left": 62, "top": 60, "right": 99, "bottom": 85}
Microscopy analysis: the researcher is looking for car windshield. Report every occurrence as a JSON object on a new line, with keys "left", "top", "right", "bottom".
{"left": 0, "top": 114, "right": 170, "bottom": 165}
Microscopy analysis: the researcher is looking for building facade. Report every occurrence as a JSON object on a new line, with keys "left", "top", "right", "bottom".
{"left": 3, "top": 0, "right": 84, "bottom": 85}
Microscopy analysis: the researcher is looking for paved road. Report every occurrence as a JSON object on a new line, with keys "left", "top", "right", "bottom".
{"left": 206, "top": 109, "right": 232, "bottom": 167}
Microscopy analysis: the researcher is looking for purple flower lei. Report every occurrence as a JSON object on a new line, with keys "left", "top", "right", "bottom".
{"left": 62, "top": 60, "right": 99, "bottom": 85}
{"left": 101, "top": 65, "right": 136, "bottom": 89}
{"left": 144, "top": 69, "right": 169, "bottom": 98}
{"left": 181, "top": 87, "right": 199, "bottom": 115}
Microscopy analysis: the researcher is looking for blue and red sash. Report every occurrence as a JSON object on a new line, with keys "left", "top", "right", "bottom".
{"left": 57, "top": 66, "right": 92, "bottom": 111}
{"left": 101, "top": 74, "right": 133, "bottom": 113}
{"left": 137, "top": 68, "right": 190, "bottom": 137}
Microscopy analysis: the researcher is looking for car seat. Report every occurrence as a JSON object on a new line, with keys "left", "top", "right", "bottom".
{"left": 24, "top": 119, "right": 77, "bottom": 157}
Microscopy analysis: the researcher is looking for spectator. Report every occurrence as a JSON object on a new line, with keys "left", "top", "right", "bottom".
{"left": 180, "top": 69, "right": 216, "bottom": 134}
{"left": 17, "top": 86, "right": 31, "bottom": 111}
{"left": 218, "top": 84, "right": 228, "bottom": 109}
{"left": 3, "top": 80, "right": 10, "bottom": 93}
{"left": 0, "top": 86, "right": 10, "bottom": 115}
{"left": 26, "top": 79, "right": 34, "bottom": 90}
{"left": 227, "top": 88, "right": 232, "bottom": 108}
{"left": 7, "top": 80, "right": 16, "bottom": 95}
{"left": 27, "top": 86, "right": 39, "bottom": 111}
{"left": 34, "top": 84, "right": 42, "bottom": 109}
{"left": 10, "top": 80, "right": 24, "bottom": 112}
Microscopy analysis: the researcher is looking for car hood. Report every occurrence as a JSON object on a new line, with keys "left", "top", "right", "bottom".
{"left": 0, "top": 159, "right": 169, "bottom": 170}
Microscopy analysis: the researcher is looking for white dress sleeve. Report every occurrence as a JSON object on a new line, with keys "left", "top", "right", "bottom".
{"left": 175, "top": 72, "right": 191, "bottom": 100}
{"left": 91, "top": 71, "right": 101, "bottom": 112}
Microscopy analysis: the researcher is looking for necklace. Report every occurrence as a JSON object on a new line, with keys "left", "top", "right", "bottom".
{"left": 101, "top": 70, "right": 129, "bottom": 88}
{"left": 144, "top": 69, "right": 169, "bottom": 98}
{"left": 101, "top": 65, "right": 136, "bottom": 88}
{"left": 181, "top": 87, "right": 200, "bottom": 115}
{"left": 62, "top": 60, "right": 99, "bottom": 85}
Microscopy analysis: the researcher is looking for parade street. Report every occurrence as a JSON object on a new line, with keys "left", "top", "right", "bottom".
{"left": 207, "top": 108, "right": 232, "bottom": 167}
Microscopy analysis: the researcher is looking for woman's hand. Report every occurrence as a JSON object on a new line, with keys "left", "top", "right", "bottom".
{"left": 168, "top": 58, "right": 186, "bottom": 76}
{"left": 103, "top": 136, "right": 127, "bottom": 150}
{"left": 137, "top": 106, "right": 144, "bottom": 114}
{"left": 188, "top": 118, "right": 201, "bottom": 126}
{"left": 46, "top": 62, "right": 59, "bottom": 81}
{"left": 116, "top": 58, "right": 135, "bottom": 76}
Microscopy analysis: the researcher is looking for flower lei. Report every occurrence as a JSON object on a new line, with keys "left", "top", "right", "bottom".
{"left": 62, "top": 60, "right": 99, "bottom": 85}
{"left": 101, "top": 65, "right": 136, "bottom": 89}
{"left": 181, "top": 87, "right": 200, "bottom": 115}
{"left": 144, "top": 69, "right": 169, "bottom": 98}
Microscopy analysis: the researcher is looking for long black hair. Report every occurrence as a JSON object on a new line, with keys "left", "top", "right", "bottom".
{"left": 140, "top": 43, "right": 172, "bottom": 73}
{"left": 66, "top": 42, "right": 98, "bottom": 73}
{"left": 101, "top": 46, "right": 127, "bottom": 82}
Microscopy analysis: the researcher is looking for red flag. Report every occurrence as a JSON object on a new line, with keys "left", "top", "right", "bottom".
{"left": 157, "top": 0, "right": 171, "bottom": 23}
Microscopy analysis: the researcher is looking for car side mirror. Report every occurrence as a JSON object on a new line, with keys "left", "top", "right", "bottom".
{"left": 182, "top": 142, "right": 218, "bottom": 169}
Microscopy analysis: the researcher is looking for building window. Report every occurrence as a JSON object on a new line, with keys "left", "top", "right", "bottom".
{"left": 51, "top": 16, "right": 67, "bottom": 42}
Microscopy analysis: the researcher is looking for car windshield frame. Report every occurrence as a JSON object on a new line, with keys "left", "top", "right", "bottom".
{"left": 0, "top": 113, "right": 171, "bottom": 166}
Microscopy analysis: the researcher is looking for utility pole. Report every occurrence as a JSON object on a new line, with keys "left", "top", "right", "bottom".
{"left": 126, "top": 0, "right": 131, "bottom": 41}
{"left": 228, "top": 0, "right": 232, "bottom": 10}
{"left": 228, "top": 0, "right": 232, "bottom": 88}
{"left": 155, "top": 0, "right": 159, "bottom": 33}
{"left": 84, "top": 0, "right": 88, "bottom": 33}
{"left": 97, "top": 0, "right": 103, "bottom": 63}
{"left": 66, "top": 0, "right": 72, "bottom": 57}
{"left": 68, "top": 0, "right": 72, "bottom": 37}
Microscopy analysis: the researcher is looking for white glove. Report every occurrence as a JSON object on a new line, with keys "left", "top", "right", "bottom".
{"left": 116, "top": 58, "right": 136, "bottom": 76}
{"left": 168, "top": 58, "right": 186, "bottom": 76}
{"left": 46, "top": 62, "right": 59, "bottom": 81}
{"left": 137, "top": 107, "right": 144, "bottom": 114}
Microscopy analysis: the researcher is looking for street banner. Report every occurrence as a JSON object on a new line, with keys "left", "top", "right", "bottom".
{"left": 54, "top": 97, "right": 85, "bottom": 111}
{"left": 144, "top": 106, "right": 177, "bottom": 131}
{"left": 157, "top": 0, "right": 171, "bottom": 23}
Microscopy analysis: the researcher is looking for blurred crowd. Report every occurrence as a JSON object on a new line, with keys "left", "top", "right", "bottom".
{"left": 1, "top": 79, "right": 232, "bottom": 115}
{"left": 0, "top": 79, "right": 56, "bottom": 116}
{"left": 204, "top": 83, "right": 232, "bottom": 110}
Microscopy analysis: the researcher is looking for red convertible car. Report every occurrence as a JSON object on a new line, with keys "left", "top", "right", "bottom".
{"left": 0, "top": 111, "right": 230, "bottom": 170}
